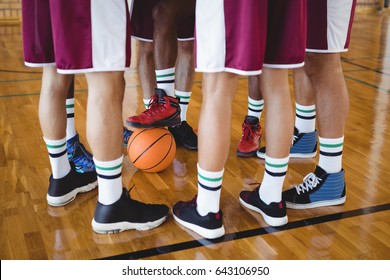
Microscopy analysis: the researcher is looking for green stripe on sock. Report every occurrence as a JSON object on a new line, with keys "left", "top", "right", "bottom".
{"left": 95, "top": 163, "right": 122, "bottom": 171}
{"left": 265, "top": 161, "right": 288, "bottom": 168}
{"left": 248, "top": 101, "right": 264, "bottom": 107}
{"left": 320, "top": 142, "right": 344, "bottom": 148}
{"left": 296, "top": 107, "right": 315, "bottom": 113}
{"left": 46, "top": 143, "right": 66, "bottom": 149}
{"left": 198, "top": 173, "right": 223, "bottom": 182}
{"left": 156, "top": 73, "right": 175, "bottom": 78}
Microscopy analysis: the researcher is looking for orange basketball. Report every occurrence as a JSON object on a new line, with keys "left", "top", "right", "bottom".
{"left": 127, "top": 127, "right": 176, "bottom": 173}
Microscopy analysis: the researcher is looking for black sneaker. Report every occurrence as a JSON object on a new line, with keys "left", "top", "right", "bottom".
{"left": 168, "top": 121, "right": 198, "bottom": 150}
{"left": 172, "top": 196, "right": 225, "bottom": 239}
{"left": 123, "top": 126, "right": 133, "bottom": 147}
{"left": 47, "top": 162, "right": 98, "bottom": 207}
{"left": 283, "top": 166, "right": 346, "bottom": 209}
{"left": 92, "top": 187, "right": 169, "bottom": 234}
{"left": 239, "top": 186, "right": 288, "bottom": 227}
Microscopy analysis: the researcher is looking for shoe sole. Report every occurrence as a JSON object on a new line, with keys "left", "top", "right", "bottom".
{"left": 47, "top": 180, "right": 98, "bottom": 207}
{"left": 91, "top": 215, "right": 167, "bottom": 234}
{"left": 239, "top": 197, "right": 288, "bottom": 227}
{"left": 236, "top": 149, "right": 257, "bottom": 158}
{"left": 126, "top": 118, "right": 181, "bottom": 129}
{"left": 172, "top": 213, "right": 225, "bottom": 239}
{"left": 257, "top": 151, "right": 317, "bottom": 159}
{"left": 286, "top": 196, "right": 346, "bottom": 209}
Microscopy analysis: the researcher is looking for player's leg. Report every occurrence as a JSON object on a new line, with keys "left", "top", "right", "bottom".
{"left": 236, "top": 76, "right": 263, "bottom": 157}
{"left": 173, "top": 0, "right": 268, "bottom": 238}
{"left": 50, "top": 0, "right": 169, "bottom": 232}
{"left": 283, "top": 0, "right": 357, "bottom": 209}
{"left": 21, "top": 0, "right": 97, "bottom": 207}
{"left": 168, "top": 37, "right": 198, "bottom": 150}
{"left": 65, "top": 77, "right": 96, "bottom": 173}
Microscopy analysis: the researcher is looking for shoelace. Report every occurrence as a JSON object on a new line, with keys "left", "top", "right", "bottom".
{"left": 70, "top": 142, "right": 94, "bottom": 170}
{"left": 242, "top": 121, "right": 258, "bottom": 141}
{"left": 142, "top": 96, "right": 168, "bottom": 117}
{"left": 292, "top": 134, "right": 298, "bottom": 146}
{"left": 295, "top": 173, "right": 322, "bottom": 195}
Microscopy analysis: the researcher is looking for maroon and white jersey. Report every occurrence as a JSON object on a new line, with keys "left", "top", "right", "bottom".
{"left": 22, "top": 0, "right": 132, "bottom": 73}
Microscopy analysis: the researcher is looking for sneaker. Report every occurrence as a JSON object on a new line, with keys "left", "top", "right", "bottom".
{"left": 283, "top": 166, "right": 346, "bottom": 209}
{"left": 172, "top": 196, "right": 225, "bottom": 239}
{"left": 256, "top": 127, "right": 317, "bottom": 159}
{"left": 92, "top": 187, "right": 169, "bottom": 234}
{"left": 168, "top": 121, "right": 198, "bottom": 150}
{"left": 47, "top": 161, "right": 98, "bottom": 207}
{"left": 237, "top": 116, "right": 262, "bottom": 157}
{"left": 126, "top": 88, "right": 181, "bottom": 128}
{"left": 123, "top": 126, "right": 133, "bottom": 147}
{"left": 239, "top": 186, "right": 288, "bottom": 227}
{"left": 67, "top": 134, "right": 95, "bottom": 173}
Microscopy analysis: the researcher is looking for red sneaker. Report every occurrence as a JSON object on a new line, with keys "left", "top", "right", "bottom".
{"left": 126, "top": 88, "right": 181, "bottom": 128}
{"left": 236, "top": 115, "right": 262, "bottom": 157}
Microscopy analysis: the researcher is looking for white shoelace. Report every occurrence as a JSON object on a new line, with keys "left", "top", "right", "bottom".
{"left": 295, "top": 173, "right": 322, "bottom": 194}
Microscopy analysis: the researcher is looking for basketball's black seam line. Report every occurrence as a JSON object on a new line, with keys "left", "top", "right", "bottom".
{"left": 133, "top": 133, "right": 172, "bottom": 165}
{"left": 142, "top": 134, "right": 174, "bottom": 171}
{"left": 128, "top": 128, "right": 148, "bottom": 147}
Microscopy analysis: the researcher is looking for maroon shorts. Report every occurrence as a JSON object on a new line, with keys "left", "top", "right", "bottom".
{"left": 195, "top": 0, "right": 306, "bottom": 75}
{"left": 22, "top": 0, "right": 131, "bottom": 73}
{"left": 131, "top": 0, "right": 195, "bottom": 42}
{"left": 306, "top": 0, "right": 356, "bottom": 53}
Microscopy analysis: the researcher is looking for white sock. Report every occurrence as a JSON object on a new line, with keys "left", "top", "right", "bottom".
{"left": 175, "top": 90, "right": 191, "bottom": 122}
{"left": 318, "top": 136, "right": 344, "bottom": 173}
{"left": 66, "top": 98, "right": 77, "bottom": 140}
{"left": 155, "top": 67, "right": 175, "bottom": 97}
{"left": 295, "top": 103, "right": 316, "bottom": 133}
{"left": 44, "top": 137, "right": 71, "bottom": 179}
{"left": 248, "top": 97, "right": 264, "bottom": 120}
{"left": 259, "top": 155, "right": 289, "bottom": 204}
{"left": 196, "top": 164, "right": 223, "bottom": 216}
{"left": 94, "top": 156, "right": 124, "bottom": 205}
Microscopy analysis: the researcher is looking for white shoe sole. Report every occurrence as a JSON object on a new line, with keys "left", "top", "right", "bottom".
{"left": 47, "top": 180, "right": 98, "bottom": 207}
{"left": 173, "top": 213, "right": 225, "bottom": 239}
{"left": 239, "top": 198, "right": 288, "bottom": 227}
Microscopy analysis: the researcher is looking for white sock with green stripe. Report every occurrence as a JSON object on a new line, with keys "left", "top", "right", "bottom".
{"left": 248, "top": 97, "right": 264, "bottom": 120}
{"left": 143, "top": 98, "right": 151, "bottom": 109}
{"left": 295, "top": 103, "right": 316, "bottom": 133}
{"left": 156, "top": 67, "right": 175, "bottom": 97}
{"left": 94, "top": 156, "right": 123, "bottom": 205}
{"left": 175, "top": 90, "right": 191, "bottom": 122}
{"left": 196, "top": 164, "right": 223, "bottom": 216}
{"left": 66, "top": 98, "right": 76, "bottom": 140}
{"left": 44, "top": 137, "right": 71, "bottom": 179}
{"left": 318, "top": 136, "right": 344, "bottom": 173}
{"left": 259, "top": 155, "right": 289, "bottom": 204}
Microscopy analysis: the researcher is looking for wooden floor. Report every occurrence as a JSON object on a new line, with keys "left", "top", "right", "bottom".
{"left": 0, "top": 12, "right": 389, "bottom": 260}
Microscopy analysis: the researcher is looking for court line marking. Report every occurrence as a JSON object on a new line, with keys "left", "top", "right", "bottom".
{"left": 99, "top": 203, "right": 390, "bottom": 260}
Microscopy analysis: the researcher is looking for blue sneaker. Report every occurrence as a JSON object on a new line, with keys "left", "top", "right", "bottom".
{"left": 257, "top": 127, "right": 317, "bottom": 159}
{"left": 123, "top": 126, "right": 133, "bottom": 147}
{"left": 67, "top": 134, "right": 95, "bottom": 173}
{"left": 282, "top": 166, "right": 346, "bottom": 209}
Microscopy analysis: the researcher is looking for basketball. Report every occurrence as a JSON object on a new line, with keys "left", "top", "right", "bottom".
{"left": 127, "top": 127, "right": 176, "bottom": 173}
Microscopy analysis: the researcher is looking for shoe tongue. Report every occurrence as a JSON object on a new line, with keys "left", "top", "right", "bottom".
{"left": 314, "top": 165, "right": 328, "bottom": 178}
{"left": 245, "top": 116, "right": 259, "bottom": 125}
{"left": 155, "top": 88, "right": 167, "bottom": 98}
